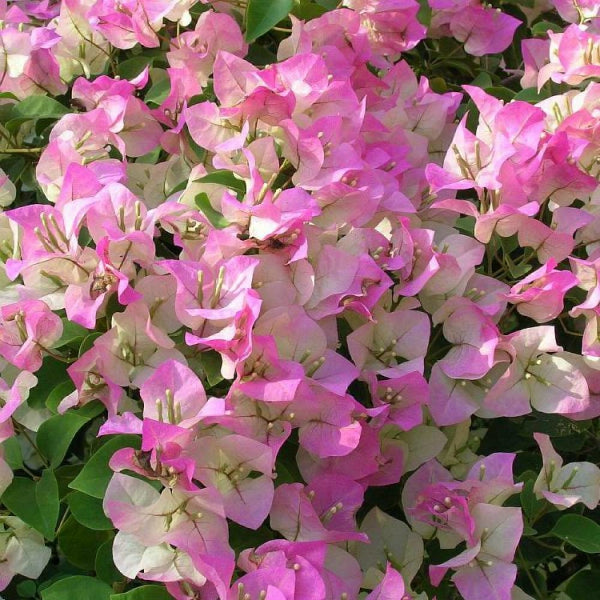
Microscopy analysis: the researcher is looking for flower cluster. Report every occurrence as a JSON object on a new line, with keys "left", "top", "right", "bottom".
{"left": 0, "top": 0, "right": 597, "bottom": 599}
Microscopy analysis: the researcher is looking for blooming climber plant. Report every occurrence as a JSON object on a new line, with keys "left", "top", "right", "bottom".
{"left": 0, "top": 0, "right": 598, "bottom": 598}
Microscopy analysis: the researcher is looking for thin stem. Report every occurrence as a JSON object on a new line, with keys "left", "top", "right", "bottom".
{"left": 38, "top": 345, "right": 75, "bottom": 364}
{"left": 55, "top": 507, "right": 71, "bottom": 536}
{"left": 517, "top": 547, "right": 546, "bottom": 600}
{"left": 0, "top": 147, "right": 43, "bottom": 154}
{"left": 13, "top": 421, "right": 49, "bottom": 468}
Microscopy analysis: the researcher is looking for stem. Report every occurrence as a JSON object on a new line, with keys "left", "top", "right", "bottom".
{"left": 39, "top": 345, "right": 75, "bottom": 364}
{"left": 517, "top": 547, "right": 546, "bottom": 600}
{"left": 0, "top": 147, "right": 43, "bottom": 154}
{"left": 55, "top": 507, "right": 71, "bottom": 536}
{"left": 13, "top": 421, "right": 49, "bottom": 468}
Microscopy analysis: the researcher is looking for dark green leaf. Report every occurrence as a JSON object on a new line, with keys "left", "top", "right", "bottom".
{"left": 54, "top": 320, "right": 89, "bottom": 349}
{"left": 55, "top": 464, "right": 83, "bottom": 499}
{"left": 566, "top": 570, "right": 600, "bottom": 599}
{"left": 27, "top": 358, "right": 69, "bottom": 410}
{"left": 35, "top": 117, "right": 57, "bottom": 137}
{"left": 532, "top": 20, "right": 563, "bottom": 36}
{"left": 229, "top": 523, "right": 273, "bottom": 553}
{"left": 58, "top": 517, "right": 113, "bottom": 570}
{"left": 41, "top": 575, "right": 112, "bottom": 600}
{"left": 67, "top": 491, "right": 113, "bottom": 530}
{"left": 194, "top": 192, "right": 230, "bottom": 229}
{"left": 76, "top": 400, "right": 106, "bottom": 420}
{"left": 12, "top": 96, "right": 69, "bottom": 120}
{"left": 245, "top": 0, "right": 294, "bottom": 41}
{"left": 17, "top": 580, "right": 37, "bottom": 598}
{"left": 246, "top": 44, "right": 278, "bottom": 67}
{"left": 291, "top": 1, "right": 328, "bottom": 19}
{"left": 470, "top": 72, "right": 493, "bottom": 89}
{"left": 110, "top": 585, "right": 173, "bottom": 599}
{"left": 37, "top": 411, "right": 88, "bottom": 466}
{"left": 117, "top": 56, "right": 153, "bottom": 80}
{"left": 520, "top": 478, "right": 545, "bottom": 522}
{"left": 69, "top": 435, "right": 141, "bottom": 499}
{"left": 79, "top": 332, "right": 104, "bottom": 357}
{"left": 514, "top": 87, "right": 551, "bottom": 103}
{"left": 484, "top": 86, "right": 515, "bottom": 103}
{"left": 2, "top": 437, "right": 23, "bottom": 470}
{"left": 4, "top": 117, "right": 34, "bottom": 135}
{"left": 550, "top": 515, "right": 600, "bottom": 553}
{"left": 44, "top": 380, "right": 77, "bottom": 415}
{"left": 95, "top": 539, "right": 122, "bottom": 586}
{"left": 35, "top": 469, "right": 60, "bottom": 540}
{"left": 2, "top": 471, "right": 59, "bottom": 540}
{"left": 520, "top": 414, "right": 592, "bottom": 438}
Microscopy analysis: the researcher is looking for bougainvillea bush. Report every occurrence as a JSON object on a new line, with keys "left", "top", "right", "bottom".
{"left": 2, "top": 0, "right": 600, "bottom": 598}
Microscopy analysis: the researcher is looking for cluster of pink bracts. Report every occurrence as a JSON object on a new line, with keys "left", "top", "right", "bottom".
{"left": 0, "top": 0, "right": 598, "bottom": 599}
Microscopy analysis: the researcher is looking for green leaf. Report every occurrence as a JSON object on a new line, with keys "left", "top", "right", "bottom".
{"left": 245, "top": 44, "right": 278, "bottom": 67}
{"left": 519, "top": 414, "right": 592, "bottom": 438}
{"left": 35, "top": 117, "right": 57, "bottom": 137}
{"left": 245, "top": 0, "right": 294, "bottom": 41}
{"left": 455, "top": 216, "right": 475, "bottom": 236}
{"left": 550, "top": 515, "right": 600, "bottom": 553}
{"left": 110, "top": 585, "right": 173, "bottom": 599}
{"left": 79, "top": 332, "right": 104, "bottom": 357}
{"left": 532, "top": 20, "right": 563, "bottom": 36}
{"left": 117, "top": 56, "right": 153, "bottom": 80}
{"left": 566, "top": 570, "right": 600, "bottom": 599}
{"left": 36, "top": 469, "right": 60, "bottom": 539}
{"left": 58, "top": 517, "right": 113, "bottom": 570}
{"left": 96, "top": 539, "right": 122, "bottom": 586}
{"left": 77, "top": 400, "right": 106, "bottom": 420}
{"left": 41, "top": 576, "right": 112, "bottom": 600}
{"left": 230, "top": 522, "right": 274, "bottom": 553}
{"left": 470, "top": 71, "right": 493, "bottom": 89}
{"left": 67, "top": 491, "right": 114, "bottom": 530}
{"left": 194, "top": 192, "right": 230, "bottom": 229}
{"left": 2, "top": 470, "right": 59, "bottom": 540}
{"left": 37, "top": 411, "right": 88, "bottom": 467}
{"left": 2, "top": 437, "right": 23, "bottom": 470}
{"left": 514, "top": 87, "right": 551, "bottom": 103}
{"left": 54, "top": 320, "right": 89, "bottom": 349}
{"left": 4, "top": 117, "right": 33, "bottom": 135}
{"left": 484, "top": 86, "right": 515, "bottom": 103}
{"left": 520, "top": 478, "right": 545, "bottom": 522}
{"left": 55, "top": 464, "right": 83, "bottom": 499}
{"left": 45, "top": 380, "right": 77, "bottom": 415}
{"left": 145, "top": 79, "right": 171, "bottom": 107}
{"left": 443, "top": 59, "right": 474, "bottom": 77}
{"left": 17, "top": 580, "right": 37, "bottom": 598}
{"left": 136, "top": 146, "right": 162, "bottom": 164}
{"left": 417, "top": 0, "right": 432, "bottom": 26}
{"left": 69, "top": 435, "right": 141, "bottom": 499}
{"left": 3, "top": 481, "right": 37, "bottom": 526}
{"left": 291, "top": 1, "right": 327, "bottom": 19}
{"left": 27, "top": 357, "right": 70, "bottom": 410}
{"left": 200, "top": 350, "right": 224, "bottom": 387}
{"left": 195, "top": 170, "right": 245, "bottom": 197}
{"left": 429, "top": 77, "right": 447, "bottom": 93}
{"left": 12, "top": 96, "right": 69, "bottom": 120}
{"left": 503, "top": 250, "right": 533, "bottom": 279}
